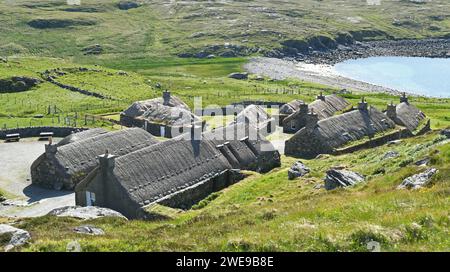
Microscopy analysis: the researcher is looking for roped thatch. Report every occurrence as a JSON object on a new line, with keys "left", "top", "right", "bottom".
{"left": 139, "top": 103, "right": 201, "bottom": 126}
{"left": 57, "top": 128, "right": 107, "bottom": 147}
{"left": 395, "top": 102, "right": 426, "bottom": 131}
{"left": 279, "top": 99, "right": 305, "bottom": 115}
{"left": 234, "top": 104, "right": 272, "bottom": 129}
{"left": 53, "top": 128, "right": 159, "bottom": 177}
{"left": 285, "top": 106, "right": 396, "bottom": 157}
{"left": 284, "top": 94, "right": 350, "bottom": 123}
{"left": 107, "top": 124, "right": 279, "bottom": 206}
{"left": 122, "top": 96, "right": 189, "bottom": 118}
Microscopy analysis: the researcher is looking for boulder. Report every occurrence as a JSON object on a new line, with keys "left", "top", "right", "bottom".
{"left": 288, "top": 161, "right": 310, "bottom": 180}
{"left": 0, "top": 195, "right": 5, "bottom": 203}
{"left": 324, "top": 169, "right": 365, "bottom": 190}
{"left": 82, "top": 44, "right": 103, "bottom": 55}
{"left": 73, "top": 225, "right": 105, "bottom": 236}
{"left": 414, "top": 157, "right": 430, "bottom": 166}
{"left": 0, "top": 76, "right": 41, "bottom": 93}
{"left": 228, "top": 72, "right": 248, "bottom": 80}
{"left": 398, "top": 168, "right": 438, "bottom": 190}
{"left": 440, "top": 129, "right": 450, "bottom": 138}
{"left": 117, "top": 1, "right": 140, "bottom": 10}
{"left": 383, "top": 150, "right": 399, "bottom": 159}
{"left": 48, "top": 206, "right": 127, "bottom": 220}
{"left": 0, "top": 224, "right": 31, "bottom": 252}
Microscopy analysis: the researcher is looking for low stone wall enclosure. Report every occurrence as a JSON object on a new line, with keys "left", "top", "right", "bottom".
{"left": 0, "top": 126, "right": 88, "bottom": 140}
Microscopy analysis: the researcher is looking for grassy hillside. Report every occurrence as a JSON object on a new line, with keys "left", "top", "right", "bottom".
{"left": 1, "top": 0, "right": 449, "bottom": 65}
{"left": 8, "top": 130, "right": 449, "bottom": 252}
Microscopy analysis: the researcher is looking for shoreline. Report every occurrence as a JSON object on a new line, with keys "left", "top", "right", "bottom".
{"left": 245, "top": 38, "right": 450, "bottom": 97}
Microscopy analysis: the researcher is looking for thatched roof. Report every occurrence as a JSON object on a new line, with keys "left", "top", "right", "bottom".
{"left": 285, "top": 107, "right": 396, "bottom": 157}
{"left": 234, "top": 104, "right": 272, "bottom": 129}
{"left": 395, "top": 102, "right": 426, "bottom": 131}
{"left": 284, "top": 94, "right": 350, "bottom": 123}
{"left": 57, "top": 128, "right": 107, "bottom": 147}
{"left": 52, "top": 128, "right": 159, "bottom": 177}
{"left": 122, "top": 96, "right": 199, "bottom": 126}
{"left": 107, "top": 124, "right": 278, "bottom": 206}
{"left": 279, "top": 99, "right": 305, "bottom": 115}
{"left": 122, "top": 95, "right": 189, "bottom": 118}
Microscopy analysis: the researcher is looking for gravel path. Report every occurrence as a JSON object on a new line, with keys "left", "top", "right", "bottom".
{"left": 0, "top": 138, "right": 74, "bottom": 218}
{"left": 245, "top": 57, "right": 403, "bottom": 95}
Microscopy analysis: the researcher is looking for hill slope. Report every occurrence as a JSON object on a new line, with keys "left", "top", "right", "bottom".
{"left": 1, "top": 0, "right": 449, "bottom": 62}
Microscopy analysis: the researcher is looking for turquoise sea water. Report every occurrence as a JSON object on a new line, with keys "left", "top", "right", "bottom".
{"left": 334, "top": 57, "right": 450, "bottom": 98}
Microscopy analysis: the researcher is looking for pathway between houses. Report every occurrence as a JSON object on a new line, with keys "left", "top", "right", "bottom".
{"left": 0, "top": 138, "right": 74, "bottom": 218}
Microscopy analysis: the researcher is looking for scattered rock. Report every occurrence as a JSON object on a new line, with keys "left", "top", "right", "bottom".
{"left": 288, "top": 161, "right": 310, "bottom": 180}
{"left": 0, "top": 195, "right": 5, "bottom": 202}
{"left": 383, "top": 150, "right": 399, "bottom": 159}
{"left": 82, "top": 44, "right": 103, "bottom": 55}
{"left": 387, "top": 140, "right": 402, "bottom": 146}
{"left": 415, "top": 157, "right": 431, "bottom": 166}
{"left": 0, "top": 224, "right": 31, "bottom": 252}
{"left": 0, "top": 57, "right": 7, "bottom": 63}
{"left": 440, "top": 129, "right": 450, "bottom": 138}
{"left": 0, "top": 76, "right": 41, "bottom": 93}
{"left": 228, "top": 72, "right": 248, "bottom": 80}
{"left": 117, "top": 1, "right": 140, "bottom": 10}
{"left": 398, "top": 168, "right": 438, "bottom": 190}
{"left": 27, "top": 18, "right": 96, "bottom": 29}
{"left": 324, "top": 169, "right": 365, "bottom": 190}
{"left": 48, "top": 206, "right": 127, "bottom": 220}
{"left": 73, "top": 225, "right": 105, "bottom": 236}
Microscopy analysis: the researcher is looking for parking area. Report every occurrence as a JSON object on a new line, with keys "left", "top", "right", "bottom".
{"left": 0, "top": 138, "right": 74, "bottom": 218}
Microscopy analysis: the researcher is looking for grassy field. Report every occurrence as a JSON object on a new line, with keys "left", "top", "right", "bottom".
{"left": 7, "top": 130, "right": 448, "bottom": 252}
{"left": 1, "top": 0, "right": 449, "bottom": 63}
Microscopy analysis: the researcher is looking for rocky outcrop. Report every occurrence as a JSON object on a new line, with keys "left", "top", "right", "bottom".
{"left": 398, "top": 168, "right": 438, "bottom": 190}
{"left": 178, "top": 44, "right": 259, "bottom": 59}
{"left": 73, "top": 225, "right": 105, "bottom": 236}
{"left": 288, "top": 161, "right": 310, "bottom": 180}
{"left": 0, "top": 76, "right": 41, "bottom": 93}
{"left": 117, "top": 1, "right": 140, "bottom": 10}
{"left": 82, "top": 44, "right": 103, "bottom": 55}
{"left": 27, "top": 19, "right": 96, "bottom": 29}
{"left": 383, "top": 150, "right": 399, "bottom": 159}
{"left": 324, "top": 169, "right": 365, "bottom": 190}
{"left": 48, "top": 206, "right": 127, "bottom": 220}
{"left": 441, "top": 129, "right": 450, "bottom": 138}
{"left": 228, "top": 72, "right": 248, "bottom": 80}
{"left": 0, "top": 224, "right": 31, "bottom": 252}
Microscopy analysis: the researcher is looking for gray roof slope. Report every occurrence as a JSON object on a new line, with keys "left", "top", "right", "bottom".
{"left": 140, "top": 103, "right": 200, "bottom": 126}
{"left": 111, "top": 124, "right": 276, "bottom": 206}
{"left": 284, "top": 94, "right": 351, "bottom": 123}
{"left": 395, "top": 102, "right": 426, "bottom": 131}
{"left": 291, "top": 107, "right": 396, "bottom": 150}
{"left": 57, "top": 128, "right": 107, "bottom": 147}
{"left": 54, "top": 128, "right": 158, "bottom": 176}
{"left": 122, "top": 96, "right": 189, "bottom": 118}
{"left": 279, "top": 99, "right": 305, "bottom": 115}
{"left": 234, "top": 105, "right": 271, "bottom": 128}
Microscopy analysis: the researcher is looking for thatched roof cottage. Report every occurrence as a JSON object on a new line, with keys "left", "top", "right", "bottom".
{"left": 285, "top": 100, "right": 396, "bottom": 158}
{"left": 233, "top": 104, "right": 275, "bottom": 136}
{"left": 75, "top": 124, "right": 281, "bottom": 219}
{"left": 279, "top": 99, "right": 305, "bottom": 115}
{"left": 120, "top": 91, "right": 203, "bottom": 137}
{"left": 282, "top": 94, "right": 351, "bottom": 133}
{"left": 31, "top": 128, "right": 159, "bottom": 190}
{"left": 386, "top": 93, "right": 427, "bottom": 132}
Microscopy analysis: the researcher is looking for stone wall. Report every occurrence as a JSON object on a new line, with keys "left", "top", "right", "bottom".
{"left": 0, "top": 126, "right": 88, "bottom": 140}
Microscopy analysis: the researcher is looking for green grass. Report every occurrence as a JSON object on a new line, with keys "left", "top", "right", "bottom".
{"left": 8, "top": 131, "right": 449, "bottom": 252}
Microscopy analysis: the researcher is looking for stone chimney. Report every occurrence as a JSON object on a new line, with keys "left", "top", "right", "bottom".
{"left": 400, "top": 92, "right": 408, "bottom": 104}
{"left": 190, "top": 124, "right": 202, "bottom": 141}
{"left": 45, "top": 143, "right": 58, "bottom": 154}
{"left": 98, "top": 151, "right": 117, "bottom": 172}
{"left": 163, "top": 90, "right": 171, "bottom": 106}
{"left": 358, "top": 97, "right": 368, "bottom": 111}
{"left": 299, "top": 103, "right": 309, "bottom": 114}
{"left": 386, "top": 102, "right": 397, "bottom": 120}
{"left": 305, "top": 109, "right": 319, "bottom": 129}
{"left": 317, "top": 92, "right": 325, "bottom": 101}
